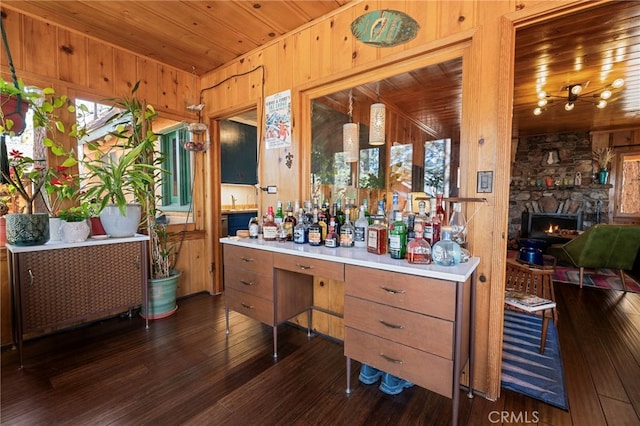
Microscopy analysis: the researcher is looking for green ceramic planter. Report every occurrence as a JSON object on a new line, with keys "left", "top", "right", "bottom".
{"left": 5, "top": 213, "right": 50, "bottom": 246}
{"left": 141, "top": 270, "right": 182, "bottom": 319}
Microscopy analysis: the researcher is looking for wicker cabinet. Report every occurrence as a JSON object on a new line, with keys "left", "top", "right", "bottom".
{"left": 7, "top": 236, "right": 149, "bottom": 366}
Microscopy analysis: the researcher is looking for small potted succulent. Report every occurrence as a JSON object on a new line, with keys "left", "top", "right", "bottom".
{"left": 57, "top": 204, "right": 91, "bottom": 243}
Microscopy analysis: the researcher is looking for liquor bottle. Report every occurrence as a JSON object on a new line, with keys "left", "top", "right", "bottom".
{"left": 284, "top": 203, "right": 297, "bottom": 241}
{"left": 388, "top": 191, "right": 399, "bottom": 228}
{"left": 449, "top": 202, "right": 467, "bottom": 247}
{"left": 325, "top": 217, "right": 339, "bottom": 248}
{"left": 336, "top": 199, "right": 345, "bottom": 226}
{"left": 330, "top": 202, "right": 339, "bottom": 231}
{"left": 403, "top": 193, "right": 415, "bottom": 239}
{"left": 389, "top": 211, "right": 407, "bottom": 259}
{"left": 293, "top": 212, "right": 307, "bottom": 244}
{"left": 427, "top": 198, "right": 441, "bottom": 245}
{"left": 274, "top": 200, "right": 284, "bottom": 226}
{"left": 308, "top": 208, "right": 323, "bottom": 246}
{"left": 248, "top": 216, "right": 260, "bottom": 239}
{"left": 432, "top": 226, "right": 462, "bottom": 266}
{"left": 363, "top": 199, "right": 371, "bottom": 224}
{"left": 406, "top": 220, "right": 432, "bottom": 264}
{"left": 436, "top": 193, "right": 446, "bottom": 225}
{"left": 262, "top": 206, "right": 277, "bottom": 241}
{"left": 339, "top": 206, "right": 355, "bottom": 247}
{"left": 354, "top": 205, "right": 369, "bottom": 248}
{"left": 367, "top": 215, "right": 387, "bottom": 255}
{"left": 414, "top": 201, "right": 429, "bottom": 239}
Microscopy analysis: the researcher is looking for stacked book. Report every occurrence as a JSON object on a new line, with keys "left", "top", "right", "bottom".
{"left": 504, "top": 289, "right": 556, "bottom": 312}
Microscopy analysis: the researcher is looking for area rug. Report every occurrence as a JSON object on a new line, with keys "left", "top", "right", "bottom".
{"left": 553, "top": 266, "right": 640, "bottom": 293}
{"left": 501, "top": 310, "right": 568, "bottom": 410}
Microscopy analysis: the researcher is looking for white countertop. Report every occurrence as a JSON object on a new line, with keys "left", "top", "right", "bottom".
{"left": 220, "top": 237, "right": 479, "bottom": 282}
{"left": 6, "top": 234, "right": 150, "bottom": 253}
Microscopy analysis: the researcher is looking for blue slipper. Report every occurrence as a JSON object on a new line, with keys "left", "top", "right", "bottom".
{"left": 379, "top": 373, "right": 414, "bottom": 395}
{"left": 358, "top": 364, "right": 384, "bottom": 385}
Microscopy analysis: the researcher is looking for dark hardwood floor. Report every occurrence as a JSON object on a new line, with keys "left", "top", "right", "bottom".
{"left": 2, "top": 282, "right": 639, "bottom": 425}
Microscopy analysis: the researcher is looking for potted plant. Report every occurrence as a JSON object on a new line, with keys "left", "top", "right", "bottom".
{"left": 592, "top": 147, "right": 615, "bottom": 184}
{"left": 57, "top": 203, "right": 91, "bottom": 243}
{"left": 81, "top": 82, "right": 181, "bottom": 318}
{"left": 1, "top": 78, "right": 86, "bottom": 245}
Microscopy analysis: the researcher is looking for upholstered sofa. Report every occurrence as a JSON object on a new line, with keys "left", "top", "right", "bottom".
{"left": 547, "top": 224, "right": 640, "bottom": 290}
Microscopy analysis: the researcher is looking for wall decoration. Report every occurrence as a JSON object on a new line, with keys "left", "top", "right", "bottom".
{"left": 351, "top": 10, "right": 420, "bottom": 47}
{"left": 265, "top": 89, "right": 291, "bottom": 150}
{"left": 477, "top": 171, "right": 493, "bottom": 193}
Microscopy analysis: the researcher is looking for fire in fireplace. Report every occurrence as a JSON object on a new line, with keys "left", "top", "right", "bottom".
{"left": 523, "top": 212, "right": 583, "bottom": 239}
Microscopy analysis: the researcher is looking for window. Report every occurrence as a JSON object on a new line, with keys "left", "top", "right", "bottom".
{"left": 160, "top": 126, "right": 192, "bottom": 210}
{"left": 424, "top": 139, "right": 451, "bottom": 197}
{"left": 613, "top": 147, "right": 640, "bottom": 222}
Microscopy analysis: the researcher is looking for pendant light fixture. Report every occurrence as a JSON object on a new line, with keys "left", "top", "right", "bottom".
{"left": 369, "top": 82, "right": 386, "bottom": 146}
{"left": 343, "top": 89, "right": 358, "bottom": 163}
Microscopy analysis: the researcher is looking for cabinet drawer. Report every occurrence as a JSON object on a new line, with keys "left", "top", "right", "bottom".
{"left": 273, "top": 253, "right": 344, "bottom": 282}
{"left": 345, "top": 265, "right": 455, "bottom": 320}
{"left": 345, "top": 296, "right": 453, "bottom": 359}
{"left": 224, "top": 245, "right": 273, "bottom": 276}
{"left": 224, "top": 267, "right": 273, "bottom": 301}
{"left": 225, "top": 288, "right": 274, "bottom": 326}
{"left": 345, "top": 327, "right": 453, "bottom": 398}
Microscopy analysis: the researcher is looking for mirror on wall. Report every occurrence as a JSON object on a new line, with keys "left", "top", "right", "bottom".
{"left": 310, "top": 56, "right": 463, "bottom": 212}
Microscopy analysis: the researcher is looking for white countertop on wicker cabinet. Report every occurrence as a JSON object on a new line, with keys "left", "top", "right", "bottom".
{"left": 220, "top": 237, "right": 479, "bottom": 282}
{"left": 5, "top": 234, "right": 150, "bottom": 253}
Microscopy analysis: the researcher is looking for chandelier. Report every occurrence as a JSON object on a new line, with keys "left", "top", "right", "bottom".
{"left": 533, "top": 78, "right": 624, "bottom": 115}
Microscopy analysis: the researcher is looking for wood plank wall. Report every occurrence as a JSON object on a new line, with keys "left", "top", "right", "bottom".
{"left": 1, "top": 0, "right": 598, "bottom": 400}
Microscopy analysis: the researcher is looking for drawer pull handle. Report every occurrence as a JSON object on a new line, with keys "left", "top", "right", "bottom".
{"left": 379, "top": 319, "right": 404, "bottom": 329}
{"left": 240, "top": 257, "right": 254, "bottom": 262}
{"left": 380, "top": 353, "right": 404, "bottom": 365}
{"left": 241, "top": 302, "right": 255, "bottom": 309}
{"left": 240, "top": 280, "right": 256, "bottom": 286}
{"left": 380, "top": 286, "right": 406, "bottom": 295}
{"left": 296, "top": 264, "right": 313, "bottom": 270}
{"left": 28, "top": 269, "right": 34, "bottom": 287}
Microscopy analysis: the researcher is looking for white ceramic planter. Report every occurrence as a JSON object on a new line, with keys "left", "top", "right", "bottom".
{"left": 49, "top": 217, "right": 62, "bottom": 241}
{"left": 99, "top": 204, "right": 142, "bottom": 237}
{"left": 60, "top": 219, "right": 91, "bottom": 243}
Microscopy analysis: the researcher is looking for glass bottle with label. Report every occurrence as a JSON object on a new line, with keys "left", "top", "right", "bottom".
{"left": 274, "top": 200, "right": 284, "bottom": 226}
{"left": 325, "top": 217, "right": 339, "bottom": 248}
{"left": 293, "top": 209, "right": 307, "bottom": 244}
{"left": 339, "top": 206, "right": 355, "bottom": 247}
{"left": 414, "top": 201, "right": 428, "bottom": 239}
{"left": 354, "top": 205, "right": 368, "bottom": 248}
{"left": 262, "top": 206, "right": 277, "bottom": 241}
{"left": 427, "top": 198, "right": 441, "bottom": 245}
{"left": 406, "top": 221, "right": 432, "bottom": 264}
{"left": 367, "top": 214, "right": 387, "bottom": 255}
{"left": 436, "top": 193, "right": 446, "bottom": 225}
{"left": 432, "top": 226, "right": 462, "bottom": 266}
{"left": 389, "top": 211, "right": 407, "bottom": 259}
{"left": 248, "top": 216, "right": 260, "bottom": 239}
{"left": 308, "top": 208, "right": 323, "bottom": 246}
{"left": 284, "top": 203, "right": 297, "bottom": 241}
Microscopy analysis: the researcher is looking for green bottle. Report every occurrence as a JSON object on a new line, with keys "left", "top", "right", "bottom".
{"left": 389, "top": 211, "right": 407, "bottom": 259}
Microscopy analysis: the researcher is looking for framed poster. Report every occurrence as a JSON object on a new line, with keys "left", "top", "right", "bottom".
{"left": 265, "top": 89, "right": 291, "bottom": 149}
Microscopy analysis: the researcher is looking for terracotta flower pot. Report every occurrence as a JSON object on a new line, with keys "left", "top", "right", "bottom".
{"left": 1, "top": 94, "right": 30, "bottom": 136}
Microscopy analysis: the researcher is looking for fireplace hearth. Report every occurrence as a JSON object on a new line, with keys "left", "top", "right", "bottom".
{"left": 521, "top": 211, "right": 583, "bottom": 244}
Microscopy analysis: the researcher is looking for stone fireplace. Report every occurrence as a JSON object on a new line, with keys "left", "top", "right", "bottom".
{"left": 508, "top": 131, "right": 610, "bottom": 241}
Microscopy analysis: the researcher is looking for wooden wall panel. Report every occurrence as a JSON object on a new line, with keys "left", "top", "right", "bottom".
{"left": 56, "top": 30, "right": 87, "bottom": 86}
{"left": 113, "top": 49, "right": 138, "bottom": 97}
{"left": 86, "top": 39, "right": 114, "bottom": 95}
{"left": 22, "top": 16, "right": 56, "bottom": 79}
{"left": 0, "top": 9, "right": 22, "bottom": 72}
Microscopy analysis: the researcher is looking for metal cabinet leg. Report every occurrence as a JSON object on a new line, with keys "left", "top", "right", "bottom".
{"left": 346, "top": 356, "right": 352, "bottom": 394}
{"left": 273, "top": 326, "right": 278, "bottom": 359}
{"left": 225, "top": 307, "right": 230, "bottom": 335}
{"left": 307, "top": 308, "right": 312, "bottom": 338}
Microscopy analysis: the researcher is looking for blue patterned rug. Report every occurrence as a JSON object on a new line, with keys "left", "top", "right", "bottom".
{"left": 501, "top": 310, "right": 568, "bottom": 410}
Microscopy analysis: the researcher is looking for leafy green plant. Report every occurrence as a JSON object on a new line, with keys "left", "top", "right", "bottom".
{"left": 58, "top": 204, "right": 90, "bottom": 222}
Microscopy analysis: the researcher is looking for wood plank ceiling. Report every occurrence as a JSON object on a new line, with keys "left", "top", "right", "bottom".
{"left": 2, "top": 1, "right": 640, "bottom": 138}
